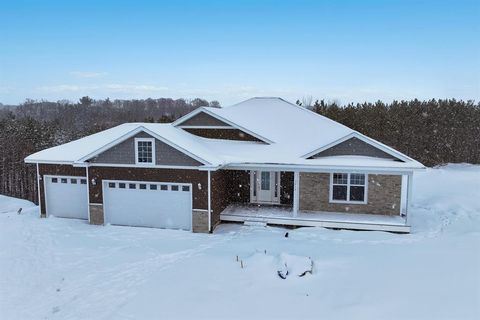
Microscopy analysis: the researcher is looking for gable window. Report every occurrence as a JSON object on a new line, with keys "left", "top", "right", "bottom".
{"left": 330, "top": 173, "right": 367, "bottom": 204}
{"left": 135, "top": 138, "right": 155, "bottom": 165}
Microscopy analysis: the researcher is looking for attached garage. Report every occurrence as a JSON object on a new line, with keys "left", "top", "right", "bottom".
{"left": 44, "top": 175, "right": 89, "bottom": 219}
{"left": 103, "top": 180, "right": 192, "bottom": 230}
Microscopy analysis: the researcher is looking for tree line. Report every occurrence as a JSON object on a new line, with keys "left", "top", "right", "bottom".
{"left": 0, "top": 96, "right": 478, "bottom": 204}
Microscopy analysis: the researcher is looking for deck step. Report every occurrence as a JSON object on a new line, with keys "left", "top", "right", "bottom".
{"left": 244, "top": 218, "right": 267, "bottom": 227}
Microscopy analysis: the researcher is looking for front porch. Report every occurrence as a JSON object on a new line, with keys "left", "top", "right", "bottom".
{"left": 220, "top": 204, "right": 410, "bottom": 233}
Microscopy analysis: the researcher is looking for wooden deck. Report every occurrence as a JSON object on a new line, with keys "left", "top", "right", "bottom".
{"left": 220, "top": 204, "right": 410, "bottom": 233}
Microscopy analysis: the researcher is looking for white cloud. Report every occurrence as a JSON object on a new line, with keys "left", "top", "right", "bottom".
{"left": 35, "top": 83, "right": 169, "bottom": 95}
{"left": 69, "top": 71, "right": 108, "bottom": 78}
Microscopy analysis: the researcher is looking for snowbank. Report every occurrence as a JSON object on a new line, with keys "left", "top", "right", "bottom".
{"left": 0, "top": 164, "right": 479, "bottom": 320}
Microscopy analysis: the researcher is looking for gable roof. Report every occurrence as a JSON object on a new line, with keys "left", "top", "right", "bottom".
{"left": 25, "top": 97, "right": 425, "bottom": 171}
{"left": 173, "top": 107, "right": 273, "bottom": 144}
{"left": 25, "top": 123, "right": 219, "bottom": 166}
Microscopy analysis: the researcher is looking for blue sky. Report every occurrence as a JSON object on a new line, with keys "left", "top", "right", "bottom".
{"left": 0, "top": 0, "right": 479, "bottom": 105}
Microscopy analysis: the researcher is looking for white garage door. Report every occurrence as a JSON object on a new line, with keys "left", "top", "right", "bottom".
{"left": 103, "top": 180, "right": 192, "bottom": 230}
{"left": 45, "top": 176, "right": 89, "bottom": 219}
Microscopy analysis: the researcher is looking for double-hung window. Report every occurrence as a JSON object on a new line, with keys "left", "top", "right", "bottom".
{"left": 135, "top": 138, "right": 155, "bottom": 165}
{"left": 330, "top": 173, "right": 367, "bottom": 203}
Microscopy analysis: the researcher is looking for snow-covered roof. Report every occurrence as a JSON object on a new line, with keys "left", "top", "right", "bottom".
{"left": 25, "top": 97, "right": 425, "bottom": 171}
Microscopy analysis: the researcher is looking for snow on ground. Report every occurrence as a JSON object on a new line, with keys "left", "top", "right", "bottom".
{"left": 1, "top": 164, "right": 479, "bottom": 320}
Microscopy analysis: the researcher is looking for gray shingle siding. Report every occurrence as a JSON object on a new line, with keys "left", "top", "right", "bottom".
{"left": 178, "top": 111, "right": 232, "bottom": 127}
{"left": 89, "top": 132, "right": 202, "bottom": 166}
{"left": 311, "top": 137, "right": 399, "bottom": 160}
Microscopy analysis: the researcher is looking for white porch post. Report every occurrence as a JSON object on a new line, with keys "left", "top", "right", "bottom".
{"left": 293, "top": 171, "right": 300, "bottom": 217}
{"left": 405, "top": 172, "right": 413, "bottom": 225}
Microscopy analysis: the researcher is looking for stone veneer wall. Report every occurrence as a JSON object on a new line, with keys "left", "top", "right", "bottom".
{"left": 89, "top": 204, "right": 104, "bottom": 225}
{"left": 192, "top": 209, "right": 209, "bottom": 233}
{"left": 299, "top": 173, "right": 401, "bottom": 215}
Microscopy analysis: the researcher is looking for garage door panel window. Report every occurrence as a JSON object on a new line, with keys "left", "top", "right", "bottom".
{"left": 61, "top": 178, "right": 68, "bottom": 184}
{"left": 182, "top": 186, "right": 190, "bottom": 192}
{"left": 171, "top": 185, "right": 179, "bottom": 191}
{"left": 160, "top": 185, "right": 168, "bottom": 191}
{"left": 150, "top": 184, "right": 157, "bottom": 190}
{"left": 52, "top": 178, "right": 58, "bottom": 183}
{"left": 330, "top": 173, "right": 367, "bottom": 204}
{"left": 140, "top": 184, "right": 147, "bottom": 190}
{"left": 129, "top": 183, "right": 136, "bottom": 189}
{"left": 119, "top": 183, "right": 126, "bottom": 188}
{"left": 80, "top": 179, "right": 87, "bottom": 184}
{"left": 71, "top": 179, "right": 77, "bottom": 184}
{"left": 109, "top": 182, "right": 116, "bottom": 188}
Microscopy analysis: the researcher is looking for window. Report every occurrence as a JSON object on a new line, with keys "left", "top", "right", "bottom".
{"left": 150, "top": 184, "right": 157, "bottom": 190}
{"left": 182, "top": 185, "right": 190, "bottom": 192}
{"left": 139, "top": 184, "right": 147, "bottom": 190}
{"left": 109, "top": 182, "right": 115, "bottom": 188}
{"left": 71, "top": 178, "right": 77, "bottom": 184}
{"left": 129, "top": 183, "right": 136, "bottom": 189}
{"left": 135, "top": 138, "right": 155, "bottom": 165}
{"left": 160, "top": 185, "right": 168, "bottom": 191}
{"left": 52, "top": 178, "right": 58, "bottom": 183}
{"left": 330, "top": 173, "right": 367, "bottom": 203}
{"left": 61, "top": 178, "right": 68, "bottom": 184}
{"left": 80, "top": 179, "right": 87, "bottom": 184}
{"left": 119, "top": 183, "right": 126, "bottom": 189}
{"left": 261, "top": 171, "right": 270, "bottom": 190}
{"left": 171, "top": 185, "right": 179, "bottom": 191}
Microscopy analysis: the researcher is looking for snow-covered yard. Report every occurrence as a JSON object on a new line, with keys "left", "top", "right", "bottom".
{"left": 1, "top": 164, "right": 479, "bottom": 320}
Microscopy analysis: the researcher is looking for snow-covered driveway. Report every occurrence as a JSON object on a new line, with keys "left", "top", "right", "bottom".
{"left": 1, "top": 164, "right": 479, "bottom": 320}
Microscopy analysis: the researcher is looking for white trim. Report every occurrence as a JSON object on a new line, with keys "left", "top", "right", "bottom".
{"left": 329, "top": 172, "right": 368, "bottom": 204}
{"left": 178, "top": 125, "right": 235, "bottom": 129}
{"left": 302, "top": 131, "right": 421, "bottom": 164}
{"left": 134, "top": 137, "right": 156, "bottom": 166}
{"left": 293, "top": 171, "right": 300, "bottom": 217}
{"left": 172, "top": 108, "right": 274, "bottom": 144}
{"left": 36, "top": 163, "right": 42, "bottom": 216}
{"left": 224, "top": 163, "right": 421, "bottom": 174}
{"left": 25, "top": 159, "right": 74, "bottom": 165}
{"left": 102, "top": 179, "right": 193, "bottom": 232}
{"left": 76, "top": 126, "right": 211, "bottom": 165}
{"left": 208, "top": 170, "right": 212, "bottom": 232}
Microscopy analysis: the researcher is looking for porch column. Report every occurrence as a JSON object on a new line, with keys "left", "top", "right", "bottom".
{"left": 405, "top": 172, "right": 413, "bottom": 225}
{"left": 293, "top": 171, "right": 300, "bottom": 217}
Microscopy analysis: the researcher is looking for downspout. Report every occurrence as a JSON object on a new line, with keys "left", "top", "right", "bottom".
{"left": 86, "top": 165, "right": 91, "bottom": 223}
{"left": 36, "top": 163, "right": 42, "bottom": 216}
{"left": 208, "top": 170, "right": 212, "bottom": 232}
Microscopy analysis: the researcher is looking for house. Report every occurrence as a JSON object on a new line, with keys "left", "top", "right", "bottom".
{"left": 24, "top": 97, "right": 425, "bottom": 233}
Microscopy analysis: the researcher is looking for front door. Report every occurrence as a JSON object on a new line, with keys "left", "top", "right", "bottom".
{"left": 250, "top": 171, "right": 280, "bottom": 204}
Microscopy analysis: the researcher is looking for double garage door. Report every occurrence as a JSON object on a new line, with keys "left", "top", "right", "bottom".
{"left": 103, "top": 180, "right": 192, "bottom": 231}
{"left": 44, "top": 175, "right": 192, "bottom": 231}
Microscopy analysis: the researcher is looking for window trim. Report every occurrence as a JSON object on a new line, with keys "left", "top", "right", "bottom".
{"left": 134, "top": 137, "right": 156, "bottom": 166}
{"left": 329, "top": 173, "right": 368, "bottom": 204}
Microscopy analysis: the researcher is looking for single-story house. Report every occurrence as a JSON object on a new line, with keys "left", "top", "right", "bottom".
{"left": 25, "top": 97, "right": 425, "bottom": 233}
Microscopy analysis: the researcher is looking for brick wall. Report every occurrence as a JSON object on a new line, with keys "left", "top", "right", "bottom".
{"left": 299, "top": 173, "right": 401, "bottom": 215}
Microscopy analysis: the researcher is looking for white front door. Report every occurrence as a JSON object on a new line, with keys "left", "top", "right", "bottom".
{"left": 250, "top": 171, "right": 280, "bottom": 204}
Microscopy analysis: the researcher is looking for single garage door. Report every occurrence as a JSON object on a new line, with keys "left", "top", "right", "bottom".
{"left": 45, "top": 176, "right": 89, "bottom": 219}
{"left": 103, "top": 180, "right": 192, "bottom": 230}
